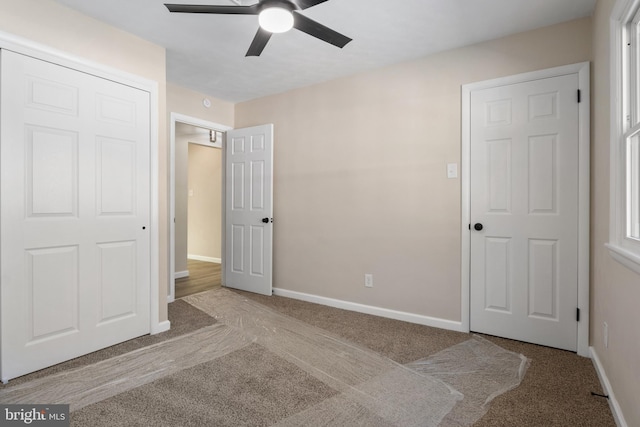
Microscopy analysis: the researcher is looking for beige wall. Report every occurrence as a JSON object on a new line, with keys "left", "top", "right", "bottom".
{"left": 167, "top": 83, "right": 234, "bottom": 126}
{"left": 0, "top": 0, "right": 169, "bottom": 320}
{"left": 235, "top": 18, "right": 592, "bottom": 321}
{"left": 167, "top": 83, "right": 233, "bottom": 274}
{"left": 592, "top": 0, "right": 640, "bottom": 425}
{"left": 188, "top": 144, "right": 223, "bottom": 260}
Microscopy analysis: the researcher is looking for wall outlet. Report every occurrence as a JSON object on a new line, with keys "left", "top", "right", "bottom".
{"left": 603, "top": 322, "right": 609, "bottom": 349}
{"left": 364, "top": 274, "right": 373, "bottom": 288}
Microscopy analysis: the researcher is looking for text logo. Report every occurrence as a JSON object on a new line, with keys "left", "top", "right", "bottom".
{"left": 0, "top": 405, "right": 69, "bottom": 427}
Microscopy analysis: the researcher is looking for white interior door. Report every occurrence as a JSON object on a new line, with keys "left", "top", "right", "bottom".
{"left": 224, "top": 124, "right": 273, "bottom": 296}
{"left": 469, "top": 73, "right": 579, "bottom": 351}
{"left": 0, "top": 50, "right": 151, "bottom": 381}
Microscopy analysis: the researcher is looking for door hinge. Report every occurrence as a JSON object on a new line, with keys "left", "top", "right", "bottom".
{"left": 577, "top": 90, "right": 581, "bottom": 103}
{"left": 576, "top": 307, "right": 580, "bottom": 322}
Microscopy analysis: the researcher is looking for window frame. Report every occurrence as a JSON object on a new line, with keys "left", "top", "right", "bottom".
{"left": 608, "top": 0, "right": 640, "bottom": 274}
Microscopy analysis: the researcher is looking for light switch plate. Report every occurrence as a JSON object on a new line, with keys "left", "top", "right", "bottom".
{"left": 447, "top": 163, "right": 458, "bottom": 179}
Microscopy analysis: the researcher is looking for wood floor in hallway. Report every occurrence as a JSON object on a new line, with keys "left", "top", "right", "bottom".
{"left": 175, "top": 259, "right": 221, "bottom": 299}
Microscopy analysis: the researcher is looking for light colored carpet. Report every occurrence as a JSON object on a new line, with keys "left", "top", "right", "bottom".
{"left": 238, "top": 289, "right": 616, "bottom": 427}
{"left": 72, "top": 343, "right": 339, "bottom": 427}
{"left": 1, "top": 288, "right": 533, "bottom": 426}
{"left": 70, "top": 288, "right": 525, "bottom": 426}
{"left": 0, "top": 299, "right": 215, "bottom": 389}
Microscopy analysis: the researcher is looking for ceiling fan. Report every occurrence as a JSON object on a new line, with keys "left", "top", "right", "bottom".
{"left": 164, "top": 0, "right": 352, "bottom": 57}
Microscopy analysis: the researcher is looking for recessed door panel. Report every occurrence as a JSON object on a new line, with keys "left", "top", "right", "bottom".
{"left": 251, "top": 160, "right": 265, "bottom": 211}
{"left": 27, "top": 246, "right": 79, "bottom": 342}
{"left": 26, "top": 126, "right": 78, "bottom": 217}
{"left": 232, "top": 136, "right": 245, "bottom": 155}
{"left": 232, "top": 163, "right": 245, "bottom": 210}
{"left": 529, "top": 134, "right": 558, "bottom": 214}
{"left": 97, "top": 241, "right": 136, "bottom": 323}
{"left": 484, "top": 237, "right": 511, "bottom": 312}
{"left": 232, "top": 225, "right": 245, "bottom": 273}
{"left": 97, "top": 137, "right": 135, "bottom": 216}
{"left": 487, "top": 139, "right": 512, "bottom": 213}
{"left": 250, "top": 225, "right": 264, "bottom": 276}
{"left": 485, "top": 99, "right": 512, "bottom": 127}
{"left": 251, "top": 134, "right": 265, "bottom": 152}
{"left": 529, "top": 92, "right": 558, "bottom": 121}
{"left": 26, "top": 76, "right": 79, "bottom": 116}
{"left": 528, "top": 239, "right": 558, "bottom": 320}
{"left": 96, "top": 94, "right": 136, "bottom": 127}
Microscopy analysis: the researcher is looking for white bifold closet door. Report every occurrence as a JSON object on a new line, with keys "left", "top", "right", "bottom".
{"left": 0, "top": 50, "right": 151, "bottom": 382}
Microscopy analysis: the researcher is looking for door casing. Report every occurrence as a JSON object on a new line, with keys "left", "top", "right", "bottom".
{"left": 461, "top": 62, "right": 590, "bottom": 357}
{"left": 169, "top": 113, "right": 231, "bottom": 302}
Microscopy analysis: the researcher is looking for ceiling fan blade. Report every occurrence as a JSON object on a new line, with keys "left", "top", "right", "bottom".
{"left": 293, "top": 0, "right": 330, "bottom": 10}
{"left": 164, "top": 4, "right": 259, "bottom": 14}
{"left": 246, "top": 27, "right": 273, "bottom": 56}
{"left": 293, "top": 13, "right": 352, "bottom": 48}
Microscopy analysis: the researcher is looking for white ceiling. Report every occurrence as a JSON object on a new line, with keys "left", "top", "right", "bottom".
{"left": 52, "top": 0, "right": 596, "bottom": 103}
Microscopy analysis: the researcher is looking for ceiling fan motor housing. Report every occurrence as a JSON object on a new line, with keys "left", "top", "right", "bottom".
{"left": 259, "top": 0, "right": 297, "bottom": 13}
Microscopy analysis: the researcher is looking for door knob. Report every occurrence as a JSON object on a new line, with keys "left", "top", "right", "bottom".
{"left": 474, "top": 223, "right": 483, "bottom": 231}
{"left": 262, "top": 217, "right": 269, "bottom": 223}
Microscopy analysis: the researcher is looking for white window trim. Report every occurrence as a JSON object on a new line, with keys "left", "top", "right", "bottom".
{"left": 609, "top": 0, "right": 640, "bottom": 275}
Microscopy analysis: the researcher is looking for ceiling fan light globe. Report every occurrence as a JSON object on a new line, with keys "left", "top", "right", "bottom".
{"left": 259, "top": 7, "right": 294, "bottom": 33}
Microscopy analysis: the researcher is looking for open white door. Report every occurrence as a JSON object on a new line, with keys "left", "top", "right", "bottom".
{"left": 469, "top": 73, "right": 580, "bottom": 352}
{"left": 224, "top": 124, "right": 273, "bottom": 295}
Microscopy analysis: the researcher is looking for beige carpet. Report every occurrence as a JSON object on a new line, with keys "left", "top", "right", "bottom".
{"left": 65, "top": 289, "right": 526, "bottom": 426}
{"left": 0, "top": 299, "right": 216, "bottom": 389}
{"left": 237, "top": 289, "right": 616, "bottom": 427}
{"left": 72, "top": 343, "right": 339, "bottom": 427}
{"left": 0, "top": 288, "right": 615, "bottom": 426}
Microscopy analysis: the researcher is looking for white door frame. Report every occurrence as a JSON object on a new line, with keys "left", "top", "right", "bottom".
{"left": 461, "top": 62, "right": 591, "bottom": 357}
{"left": 168, "top": 113, "right": 231, "bottom": 302}
{"left": 0, "top": 31, "right": 163, "bottom": 334}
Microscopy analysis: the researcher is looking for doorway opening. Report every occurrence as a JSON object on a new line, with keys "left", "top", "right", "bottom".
{"left": 169, "top": 113, "right": 231, "bottom": 301}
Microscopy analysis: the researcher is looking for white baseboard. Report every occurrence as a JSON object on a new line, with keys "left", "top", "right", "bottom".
{"left": 151, "top": 320, "right": 170, "bottom": 335}
{"left": 188, "top": 254, "right": 221, "bottom": 264}
{"left": 272, "top": 288, "right": 465, "bottom": 332}
{"left": 590, "top": 346, "right": 628, "bottom": 427}
{"left": 175, "top": 270, "right": 189, "bottom": 279}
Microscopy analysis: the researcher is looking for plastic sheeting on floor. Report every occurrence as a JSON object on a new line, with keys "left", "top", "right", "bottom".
{"left": 407, "top": 335, "right": 530, "bottom": 426}
{"left": 186, "top": 289, "right": 529, "bottom": 426}
{"left": 0, "top": 288, "right": 529, "bottom": 426}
